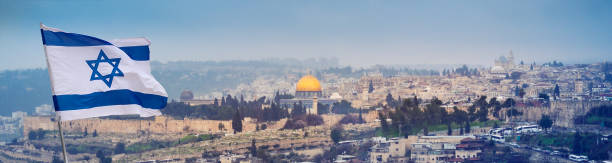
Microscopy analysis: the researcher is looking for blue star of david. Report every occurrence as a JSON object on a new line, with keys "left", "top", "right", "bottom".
{"left": 86, "top": 50, "right": 123, "bottom": 88}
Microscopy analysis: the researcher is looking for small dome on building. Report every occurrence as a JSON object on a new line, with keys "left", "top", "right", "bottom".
{"left": 296, "top": 75, "right": 321, "bottom": 92}
{"left": 330, "top": 92, "right": 343, "bottom": 100}
{"left": 180, "top": 90, "right": 194, "bottom": 101}
{"left": 491, "top": 66, "right": 506, "bottom": 74}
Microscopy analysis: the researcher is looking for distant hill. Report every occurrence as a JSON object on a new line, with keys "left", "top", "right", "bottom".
{"left": 0, "top": 58, "right": 340, "bottom": 116}
{"left": 0, "top": 58, "right": 443, "bottom": 116}
{"left": 0, "top": 69, "right": 53, "bottom": 116}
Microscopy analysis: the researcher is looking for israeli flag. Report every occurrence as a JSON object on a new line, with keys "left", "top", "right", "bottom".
{"left": 40, "top": 24, "right": 167, "bottom": 121}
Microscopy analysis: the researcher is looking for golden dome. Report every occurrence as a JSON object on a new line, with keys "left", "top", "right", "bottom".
{"left": 296, "top": 75, "right": 321, "bottom": 92}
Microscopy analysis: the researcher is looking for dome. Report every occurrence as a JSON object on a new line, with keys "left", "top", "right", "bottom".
{"left": 330, "top": 92, "right": 342, "bottom": 100}
{"left": 180, "top": 90, "right": 194, "bottom": 101}
{"left": 296, "top": 75, "right": 321, "bottom": 92}
{"left": 491, "top": 66, "right": 506, "bottom": 73}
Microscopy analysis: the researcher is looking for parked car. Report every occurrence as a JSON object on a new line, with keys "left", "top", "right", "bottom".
{"left": 551, "top": 151, "right": 560, "bottom": 156}
{"left": 533, "top": 147, "right": 542, "bottom": 152}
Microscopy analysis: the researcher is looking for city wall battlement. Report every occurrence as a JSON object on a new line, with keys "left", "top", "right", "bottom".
{"left": 23, "top": 116, "right": 277, "bottom": 136}
{"left": 507, "top": 100, "right": 610, "bottom": 127}
{"left": 23, "top": 111, "right": 379, "bottom": 137}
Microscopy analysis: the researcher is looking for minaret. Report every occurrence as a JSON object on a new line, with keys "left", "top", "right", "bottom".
{"left": 312, "top": 96, "right": 318, "bottom": 115}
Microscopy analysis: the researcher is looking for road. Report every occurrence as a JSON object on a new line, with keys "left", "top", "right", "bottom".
{"left": 499, "top": 141, "right": 577, "bottom": 163}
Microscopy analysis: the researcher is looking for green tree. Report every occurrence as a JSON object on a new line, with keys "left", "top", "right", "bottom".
{"left": 554, "top": 84, "right": 560, "bottom": 100}
{"left": 250, "top": 139, "right": 257, "bottom": 157}
{"left": 502, "top": 98, "right": 515, "bottom": 108}
{"left": 256, "top": 149, "right": 271, "bottom": 161}
{"left": 538, "top": 115, "right": 553, "bottom": 132}
{"left": 507, "top": 109, "right": 522, "bottom": 120}
{"left": 28, "top": 129, "right": 45, "bottom": 140}
{"left": 114, "top": 142, "right": 126, "bottom": 154}
{"left": 330, "top": 125, "right": 344, "bottom": 144}
{"left": 52, "top": 156, "right": 63, "bottom": 163}
{"left": 443, "top": 108, "right": 452, "bottom": 135}
{"left": 422, "top": 98, "right": 443, "bottom": 135}
{"left": 232, "top": 109, "right": 243, "bottom": 133}
{"left": 572, "top": 132, "right": 583, "bottom": 154}
{"left": 96, "top": 150, "right": 111, "bottom": 163}
{"left": 452, "top": 107, "right": 468, "bottom": 135}
{"left": 386, "top": 93, "right": 395, "bottom": 108}
{"left": 93, "top": 130, "right": 98, "bottom": 137}
{"left": 218, "top": 123, "right": 225, "bottom": 131}
{"left": 317, "top": 103, "right": 330, "bottom": 115}
{"left": 465, "top": 121, "right": 471, "bottom": 133}
{"left": 368, "top": 80, "right": 374, "bottom": 93}
{"left": 477, "top": 107, "right": 488, "bottom": 122}
{"left": 473, "top": 96, "right": 489, "bottom": 122}
{"left": 468, "top": 106, "right": 477, "bottom": 122}
{"left": 378, "top": 112, "right": 389, "bottom": 135}
{"left": 358, "top": 108, "right": 364, "bottom": 124}
{"left": 305, "top": 114, "right": 324, "bottom": 126}
{"left": 83, "top": 127, "right": 88, "bottom": 137}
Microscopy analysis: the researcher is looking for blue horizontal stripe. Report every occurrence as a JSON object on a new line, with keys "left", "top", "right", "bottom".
{"left": 52, "top": 89, "right": 167, "bottom": 111}
{"left": 119, "top": 46, "right": 150, "bottom": 61}
{"left": 41, "top": 29, "right": 112, "bottom": 46}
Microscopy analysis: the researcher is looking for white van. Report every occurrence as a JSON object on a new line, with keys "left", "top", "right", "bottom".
{"left": 491, "top": 134, "right": 504, "bottom": 143}
{"left": 569, "top": 154, "right": 588, "bottom": 162}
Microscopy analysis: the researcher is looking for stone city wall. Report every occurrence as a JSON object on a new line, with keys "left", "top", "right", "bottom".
{"left": 509, "top": 100, "right": 610, "bottom": 128}
{"left": 23, "top": 111, "right": 380, "bottom": 137}
{"left": 23, "top": 116, "right": 280, "bottom": 136}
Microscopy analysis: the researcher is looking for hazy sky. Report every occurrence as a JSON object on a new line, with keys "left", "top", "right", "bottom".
{"left": 1, "top": 0, "right": 611, "bottom": 70}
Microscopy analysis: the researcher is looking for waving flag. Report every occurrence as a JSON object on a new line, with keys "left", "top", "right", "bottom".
{"left": 40, "top": 24, "right": 167, "bottom": 121}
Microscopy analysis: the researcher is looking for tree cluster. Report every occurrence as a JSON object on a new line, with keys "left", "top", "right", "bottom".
{"left": 338, "top": 114, "right": 364, "bottom": 125}
{"left": 575, "top": 105, "right": 612, "bottom": 128}
{"left": 162, "top": 93, "right": 289, "bottom": 122}
{"left": 543, "top": 60, "right": 564, "bottom": 67}
{"left": 232, "top": 109, "right": 243, "bottom": 133}
{"left": 27, "top": 129, "right": 47, "bottom": 140}
{"left": 330, "top": 125, "right": 344, "bottom": 144}
{"left": 538, "top": 115, "right": 553, "bottom": 132}
{"left": 283, "top": 114, "right": 324, "bottom": 130}
{"left": 96, "top": 150, "right": 112, "bottom": 163}
{"left": 443, "top": 65, "right": 480, "bottom": 77}
{"left": 572, "top": 132, "right": 611, "bottom": 160}
{"left": 380, "top": 95, "right": 516, "bottom": 137}
{"left": 331, "top": 100, "right": 359, "bottom": 114}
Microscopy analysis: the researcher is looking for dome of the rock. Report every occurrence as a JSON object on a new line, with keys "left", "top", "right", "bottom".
{"left": 296, "top": 75, "right": 321, "bottom": 92}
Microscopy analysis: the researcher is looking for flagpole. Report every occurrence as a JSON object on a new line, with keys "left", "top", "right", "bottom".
{"left": 57, "top": 117, "right": 69, "bottom": 163}
{"left": 40, "top": 23, "right": 69, "bottom": 163}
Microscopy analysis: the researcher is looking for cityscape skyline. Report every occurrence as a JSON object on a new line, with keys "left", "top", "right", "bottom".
{"left": 1, "top": 0, "right": 612, "bottom": 160}
{"left": 1, "top": 0, "right": 611, "bottom": 70}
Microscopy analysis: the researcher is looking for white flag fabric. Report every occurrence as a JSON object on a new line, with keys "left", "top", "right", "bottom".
{"left": 40, "top": 24, "right": 167, "bottom": 121}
